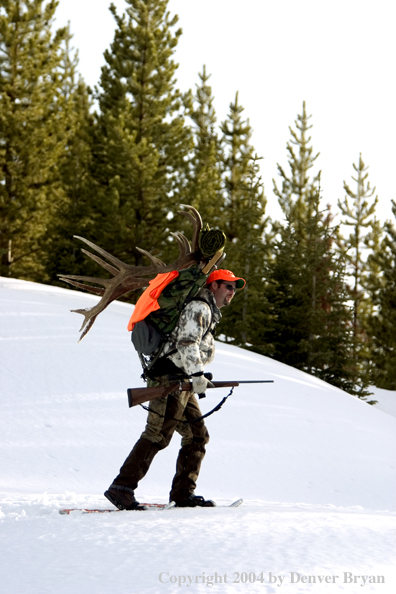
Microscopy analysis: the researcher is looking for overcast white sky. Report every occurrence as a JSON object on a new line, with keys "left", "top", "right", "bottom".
{"left": 55, "top": 0, "right": 395, "bottom": 225}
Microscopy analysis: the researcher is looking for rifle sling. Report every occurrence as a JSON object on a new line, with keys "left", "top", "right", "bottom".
{"left": 139, "top": 386, "right": 235, "bottom": 424}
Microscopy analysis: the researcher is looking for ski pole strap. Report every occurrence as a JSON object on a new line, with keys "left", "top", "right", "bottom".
{"left": 139, "top": 386, "right": 235, "bottom": 425}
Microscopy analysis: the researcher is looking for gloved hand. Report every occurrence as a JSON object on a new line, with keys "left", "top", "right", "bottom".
{"left": 191, "top": 374, "right": 215, "bottom": 396}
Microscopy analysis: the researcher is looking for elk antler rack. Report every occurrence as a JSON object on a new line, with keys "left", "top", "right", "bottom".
{"left": 58, "top": 205, "right": 205, "bottom": 341}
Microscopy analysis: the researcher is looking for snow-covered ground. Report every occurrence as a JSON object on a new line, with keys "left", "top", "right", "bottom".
{"left": 1, "top": 276, "right": 395, "bottom": 594}
{"left": 370, "top": 386, "right": 396, "bottom": 418}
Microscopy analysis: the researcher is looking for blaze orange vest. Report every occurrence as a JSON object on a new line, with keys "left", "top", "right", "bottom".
{"left": 127, "top": 271, "right": 179, "bottom": 331}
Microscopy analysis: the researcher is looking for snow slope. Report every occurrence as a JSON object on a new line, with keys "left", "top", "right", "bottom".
{"left": 371, "top": 386, "right": 396, "bottom": 418}
{"left": 1, "top": 276, "right": 395, "bottom": 594}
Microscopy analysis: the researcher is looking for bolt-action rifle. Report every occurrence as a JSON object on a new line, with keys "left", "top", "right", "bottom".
{"left": 127, "top": 377, "right": 274, "bottom": 408}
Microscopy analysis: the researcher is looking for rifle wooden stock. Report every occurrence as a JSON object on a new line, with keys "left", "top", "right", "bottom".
{"left": 127, "top": 381, "right": 240, "bottom": 408}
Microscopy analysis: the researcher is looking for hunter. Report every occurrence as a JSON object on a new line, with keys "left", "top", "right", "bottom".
{"left": 104, "top": 269, "right": 246, "bottom": 509}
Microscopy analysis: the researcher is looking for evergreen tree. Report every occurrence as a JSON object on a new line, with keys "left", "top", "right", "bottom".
{"left": 367, "top": 201, "right": 396, "bottom": 389}
{"left": 45, "top": 26, "right": 97, "bottom": 283}
{"left": 264, "top": 102, "right": 321, "bottom": 367}
{"left": 273, "top": 101, "right": 320, "bottom": 238}
{"left": 337, "top": 154, "right": 381, "bottom": 377}
{"left": 91, "top": 0, "right": 192, "bottom": 267}
{"left": 0, "top": 0, "right": 69, "bottom": 280}
{"left": 183, "top": 65, "right": 223, "bottom": 229}
{"left": 302, "top": 185, "right": 366, "bottom": 395}
{"left": 217, "top": 92, "right": 269, "bottom": 346}
{"left": 263, "top": 104, "right": 366, "bottom": 396}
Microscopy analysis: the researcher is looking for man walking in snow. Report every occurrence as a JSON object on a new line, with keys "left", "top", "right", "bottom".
{"left": 104, "top": 269, "right": 246, "bottom": 509}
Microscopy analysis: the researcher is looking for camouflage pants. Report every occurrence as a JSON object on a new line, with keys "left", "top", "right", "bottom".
{"left": 112, "top": 386, "right": 210, "bottom": 502}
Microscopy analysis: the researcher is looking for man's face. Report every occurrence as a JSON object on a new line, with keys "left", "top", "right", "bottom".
{"left": 210, "top": 280, "right": 237, "bottom": 308}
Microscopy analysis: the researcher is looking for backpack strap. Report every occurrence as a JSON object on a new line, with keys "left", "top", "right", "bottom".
{"left": 189, "top": 296, "right": 215, "bottom": 338}
{"left": 142, "top": 296, "right": 216, "bottom": 381}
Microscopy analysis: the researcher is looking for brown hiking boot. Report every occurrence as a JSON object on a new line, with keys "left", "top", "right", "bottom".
{"left": 174, "top": 494, "right": 216, "bottom": 508}
{"left": 104, "top": 484, "right": 141, "bottom": 510}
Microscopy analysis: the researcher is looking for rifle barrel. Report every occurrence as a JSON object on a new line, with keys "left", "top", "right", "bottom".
{"left": 127, "top": 379, "right": 273, "bottom": 408}
{"left": 232, "top": 380, "right": 274, "bottom": 383}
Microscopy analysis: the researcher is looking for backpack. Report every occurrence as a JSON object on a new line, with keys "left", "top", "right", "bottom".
{"left": 129, "top": 264, "right": 209, "bottom": 359}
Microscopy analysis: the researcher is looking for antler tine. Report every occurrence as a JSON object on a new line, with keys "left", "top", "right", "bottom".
{"left": 74, "top": 236, "right": 126, "bottom": 271}
{"left": 66, "top": 273, "right": 158, "bottom": 340}
{"left": 57, "top": 274, "right": 113, "bottom": 287}
{"left": 135, "top": 247, "right": 166, "bottom": 267}
{"left": 170, "top": 231, "right": 191, "bottom": 255}
{"left": 70, "top": 308, "right": 98, "bottom": 342}
{"left": 58, "top": 277, "right": 105, "bottom": 296}
{"left": 78, "top": 317, "right": 96, "bottom": 342}
{"left": 179, "top": 205, "right": 202, "bottom": 251}
{"left": 80, "top": 249, "right": 119, "bottom": 276}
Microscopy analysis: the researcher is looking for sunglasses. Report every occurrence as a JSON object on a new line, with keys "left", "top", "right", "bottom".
{"left": 219, "top": 282, "right": 236, "bottom": 292}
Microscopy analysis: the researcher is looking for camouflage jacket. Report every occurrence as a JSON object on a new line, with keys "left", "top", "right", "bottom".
{"left": 162, "top": 287, "right": 221, "bottom": 376}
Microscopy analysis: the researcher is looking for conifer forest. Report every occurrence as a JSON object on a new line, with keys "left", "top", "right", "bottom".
{"left": 1, "top": 0, "right": 395, "bottom": 398}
